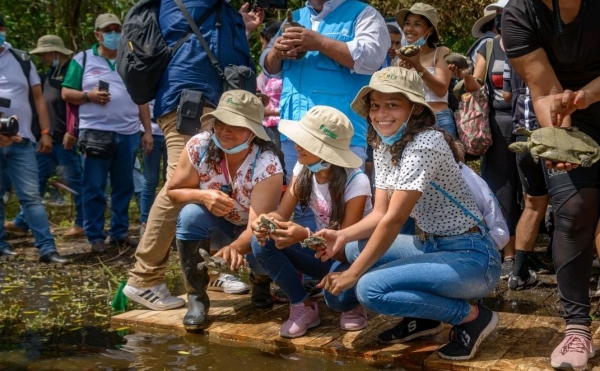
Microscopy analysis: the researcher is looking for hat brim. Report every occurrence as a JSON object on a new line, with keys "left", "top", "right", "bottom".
{"left": 351, "top": 84, "right": 436, "bottom": 122}
{"left": 484, "top": 4, "right": 504, "bottom": 11}
{"left": 200, "top": 107, "right": 270, "bottom": 141}
{"left": 395, "top": 9, "right": 439, "bottom": 36}
{"left": 30, "top": 46, "right": 74, "bottom": 55}
{"left": 471, "top": 13, "right": 495, "bottom": 38}
{"left": 96, "top": 21, "right": 122, "bottom": 29}
{"left": 279, "top": 119, "right": 362, "bottom": 169}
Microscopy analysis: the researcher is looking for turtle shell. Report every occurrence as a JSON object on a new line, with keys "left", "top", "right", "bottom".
{"left": 529, "top": 127, "right": 600, "bottom": 166}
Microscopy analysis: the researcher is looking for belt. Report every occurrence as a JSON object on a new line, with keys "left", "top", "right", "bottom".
{"left": 417, "top": 225, "right": 481, "bottom": 242}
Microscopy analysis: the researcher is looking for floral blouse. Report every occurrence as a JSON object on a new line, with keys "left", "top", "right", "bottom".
{"left": 186, "top": 132, "right": 283, "bottom": 226}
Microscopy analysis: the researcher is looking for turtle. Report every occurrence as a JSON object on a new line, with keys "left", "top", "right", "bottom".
{"left": 281, "top": 9, "right": 306, "bottom": 60}
{"left": 301, "top": 235, "right": 327, "bottom": 251}
{"left": 444, "top": 52, "right": 470, "bottom": 71}
{"left": 508, "top": 127, "right": 600, "bottom": 167}
{"left": 197, "top": 249, "right": 238, "bottom": 275}
{"left": 397, "top": 45, "right": 420, "bottom": 57}
{"left": 257, "top": 215, "right": 278, "bottom": 233}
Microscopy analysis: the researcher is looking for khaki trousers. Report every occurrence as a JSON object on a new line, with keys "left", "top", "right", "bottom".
{"left": 127, "top": 109, "right": 210, "bottom": 288}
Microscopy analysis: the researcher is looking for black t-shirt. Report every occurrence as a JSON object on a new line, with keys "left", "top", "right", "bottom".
{"left": 477, "top": 37, "right": 511, "bottom": 113}
{"left": 502, "top": 0, "right": 600, "bottom": 121}
{"left": 44, "top": 60, "right": 71, "bottom": 143}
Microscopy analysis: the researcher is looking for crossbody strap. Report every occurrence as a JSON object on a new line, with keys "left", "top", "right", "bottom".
{"left": 173, "top": 0, "right": 225, "bottom": 80}
{"left": 345, "top": 170, "right": 363, "bottom": 188}
{"left": 482, "top": 39, "right": 494, "bottom": 88}
{"left": 429, "top": 180, "right": 488, "bottom": 231}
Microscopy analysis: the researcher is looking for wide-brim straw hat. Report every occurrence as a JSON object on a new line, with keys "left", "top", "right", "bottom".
{"left": 485, "top": 0, "right": 509, "bottom": 12}
{"left": 351, "top": 67, "right": 436, "bottom": 120}
{"left": 396, "top": 3, "right": 440, "bottom": 36}
{"left": 30, "top": 35, "right": 73, "bottom": 56}
{"left": 200, "top": 90, "right": 270, "bottom": 141}
{"left": 471, "top": 9, "right": 496, "bottom": 38}
{"left": 279, "top": 106, "right": 362, "bottom": 169}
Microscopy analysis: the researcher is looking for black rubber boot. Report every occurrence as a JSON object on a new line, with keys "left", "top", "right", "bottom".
{"left": 249, "top": 272, "right": 273, "bottom": 309}
{"left": 177, "top": 239, "right": 211, "bottom": 332}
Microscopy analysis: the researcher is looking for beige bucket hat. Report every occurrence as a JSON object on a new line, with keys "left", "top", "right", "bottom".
{"left": 279, "top": 106, "right": 362, "bottom": 168}
{"left": 30, "top": 35, "right": 73, "bottom": 56}
{"left": 200, "top": 90, "right": 269, "bottom": 141}
{"left": 396, "top": 3, "right": 440, "bottom": 35}
{"left": 351, "top": 67, "right": 435, "bottom": 120}
{"left": 471, "top": 9, "right": 496, "bottom": 38}
{"left": 95, "top": 13, "right": 122, "bottom": 30}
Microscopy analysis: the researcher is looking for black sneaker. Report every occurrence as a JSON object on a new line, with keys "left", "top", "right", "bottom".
{"left": 500, "top": 258, "right": 515, "bottom": 280}
{"left": 508, "top": 270, "right": 538, "bottom": 291}
{"left": 378, "top": 317, "right": 444, "bottom": 344}
{"left": 437, "top": 304, "right": 498, "bottom": 361}
{"left": 527, "top": 254, "right": 551, "bottom": 274}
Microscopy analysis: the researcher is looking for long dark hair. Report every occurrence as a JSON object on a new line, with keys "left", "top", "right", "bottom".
{"left": 293, "top": 164, "right": 348, "bottom": 229}
{"left": 367, "top": 103, "right": 464, "bottom": 165}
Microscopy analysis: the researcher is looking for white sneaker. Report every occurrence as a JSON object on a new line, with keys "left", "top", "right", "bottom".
{"left": 208, "top": 273, "right": 250, "bottom": 294}
{"left": 123, "top": 283, "right": 185, "bottom": 311}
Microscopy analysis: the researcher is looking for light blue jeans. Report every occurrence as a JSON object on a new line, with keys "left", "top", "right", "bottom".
{"left": 140, "top": 134, "right": 166, "bottom": 223}
{"left": 325, "top": 230, "right": 501, "bottom": 325}
{"left": 0, "top": 140, "right": 57, "bottom": 256}
{"left": 435, "top": 109, "right": 458, "bottom": 139}
{"left": 176, "top": 203, "right": 265, "bottom": 275}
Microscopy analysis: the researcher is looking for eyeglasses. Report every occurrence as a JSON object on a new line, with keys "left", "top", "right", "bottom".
{"left": 98, "top": 27, "right": 122, "bottom": 33}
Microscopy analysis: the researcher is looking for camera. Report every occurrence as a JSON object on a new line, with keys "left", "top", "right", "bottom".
{"left": 0, "top": 114, "right": 19, "bottom": 137}
{"left": 252, "top": 0, "right": 288, "bottom": 10}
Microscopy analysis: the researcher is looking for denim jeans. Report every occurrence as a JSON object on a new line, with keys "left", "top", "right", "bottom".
{"left": 251, "top": 235, "right": 333, "bottom": 304}
{"left": 435, "top": 109, "right": 458, "bottom": 139}
{"left": 82, "top": 131, "right": 139, "bottom": 243}
{"left": 325, "top": 231, "right": 501, "bottom": 325}
{"left": 0, "top": 140, "right": 57, "bottom": 256}
{"left": 13, "top": 142, "right": 84, "bottom": 230}
{"left": 280, "top": 140, "right": 367, "bottom": 231}
{"left": 140, "top": 135, "right": 166, "bottom": 223}
{"left": 176, "top": 203, "right": 265, "bottom": 275}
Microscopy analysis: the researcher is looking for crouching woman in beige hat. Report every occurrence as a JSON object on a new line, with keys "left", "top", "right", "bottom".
{"left": 167, "top": 90, "right": 284, "bottom": 332}
{"left": 317, "top": 67, "right": 501, "bottom": 361}
{"left": 250, "top": 106, "right": 372, "bottom": 339}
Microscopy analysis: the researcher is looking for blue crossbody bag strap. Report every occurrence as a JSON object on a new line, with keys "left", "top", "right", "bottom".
{"left": 345, "top": 170, "right": 363, "bottom": 188}
{"left": 429, "top": 181, "right": 488, "bottom": 231}
{"left": 198, "top": 145, "right": 261, "bottom": 179}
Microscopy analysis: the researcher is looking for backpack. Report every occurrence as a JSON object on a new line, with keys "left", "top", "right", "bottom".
{"left": 8, "top": 48, "right": 40, "bottom": 140}
{"left": 117, "top": 0, "right": 219, "bottom": 105}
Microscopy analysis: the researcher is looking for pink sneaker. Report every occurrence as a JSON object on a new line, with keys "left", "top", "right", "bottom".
{"left": 340, "top": 305, "right": 368, "bottom": 331}
{"left": 551, "top": 327, "right": 595, "bottom": 371}
{"left": 280, "top": 301, "right": 320, "bottom": 338}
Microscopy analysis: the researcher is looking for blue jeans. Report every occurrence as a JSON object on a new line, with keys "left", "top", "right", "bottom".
{"left": 280, "top": 140, "right": 367, "bottom": 231}
{"left": 435, "top": 109, "right": 458, "bottom": 139}
{"left": 13, "top": 142, "right": 84, "bottom": 229}
{"left": 140, "top": 135, "right": 166, "bottom": 223}
{"left": 0, "top": 141, "right": 56, "bottom": 256}
{"left": 176, "top": 203, "right": 265, "bottom": 275}
{"left": 251, "top": 236, "right": 333, "bottom": 305}
{"left": 325, "top": 231, "right": 501, "bottom": 325}
{"left": 82, "top": 131, "right": 139, "bottom": 243}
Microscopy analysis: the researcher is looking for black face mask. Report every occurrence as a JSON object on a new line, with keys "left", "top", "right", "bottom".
{"left": 495, "top": 14, "right": 502, "bottom": 35}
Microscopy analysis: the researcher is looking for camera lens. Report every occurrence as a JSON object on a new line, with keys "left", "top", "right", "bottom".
{"left": 0, "top": 116, "right": 19, "bottom": 137}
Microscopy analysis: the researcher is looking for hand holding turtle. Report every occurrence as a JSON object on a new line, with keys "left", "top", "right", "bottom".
{"left": 270, "top": 220, "right": 305, "bottom": 249}
{"left": 251, "top": 214, "right": 278, "bottom": 245}
{"left": 272, "top": 36, "right": 297, "bottom": 60}
{"left": 551, "top": 89, "right": 593, "bottom": 127}
{"left": 397, "top": 46, "right": 422, "bottom": 70}
{"left": 314, "top": 228, "right": 346, "bottom": 262}
{"left": 448, "top": 63, "right": 470, "bottom": 79}
{"left": 281, "top": 27, "right": 323, "bottom": 56}
{"left": 214, "top": 245, "right": 246, "bottom": 271}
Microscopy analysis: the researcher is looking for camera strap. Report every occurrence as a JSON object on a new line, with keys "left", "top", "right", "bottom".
{"left": 174, "top": 0, "right": 226, "bottom": 81}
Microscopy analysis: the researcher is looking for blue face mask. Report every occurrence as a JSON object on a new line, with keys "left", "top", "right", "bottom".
{"left": 102, "top": 32, "right": 121, "bottom": 50}
{"left": 374, "top": 105, "right": 415, "bottom": 146}
{"left": 211, "top": 133, "right": 253, "bottom": 154}
{"left": 306, "top": 160, "right": 331, "bottom": 173}
{"left": 411, "top": 36, "right": 427, "bottom": 47}
{"left": 0, "top": 32, "right": 6, "bottom": 46}
{"left": 52, "top": 56, "right": 59, "bottom": 68}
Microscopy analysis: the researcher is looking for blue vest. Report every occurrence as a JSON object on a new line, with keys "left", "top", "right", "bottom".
{"left": 280, "top": 0, "right": 370, "bottom": 148}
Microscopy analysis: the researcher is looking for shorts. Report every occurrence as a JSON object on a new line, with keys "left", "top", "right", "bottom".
{"left": 515, "top": 135, "right": 548, "bottom": 196}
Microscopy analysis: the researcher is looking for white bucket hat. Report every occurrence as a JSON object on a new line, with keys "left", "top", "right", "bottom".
{"left": 30, "top": 35, "right": 74, "bottom": 56}
{"left": 279, "top": 106, "right": 362, "bottom": 169}
{"left": 471, "top": 9, "right": 496, "bottom": 38}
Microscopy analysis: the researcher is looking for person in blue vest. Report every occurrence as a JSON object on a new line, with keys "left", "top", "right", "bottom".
{"left": 259, "top": 0, "right": 389, "bottom": 231}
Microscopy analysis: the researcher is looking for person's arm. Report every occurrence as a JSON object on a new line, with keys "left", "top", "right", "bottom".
{"left": 31, "top": 84, "right": 52, "bottom": 153}
{"left": 503, "top": 60, "right": 513, "bottom": 102}
{"left": 419, "top": 47, "right": 453, "bottom": 98}
{"left": 138, "top": 104, "right": 154, "bottom": 155}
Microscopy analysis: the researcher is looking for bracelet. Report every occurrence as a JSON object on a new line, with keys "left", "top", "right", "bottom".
{"left": 305, "top": 227, "right": 311, "bottom": 238}
{"left": 82, "top": 91, "right": 89, "bottom": 103}
{"left": 41, "top": 129, "right": 50, "bottom": 135}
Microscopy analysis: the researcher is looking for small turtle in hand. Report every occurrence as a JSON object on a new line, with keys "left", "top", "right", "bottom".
{"left": 281, "top": 9, "right": 306, "bottom": 60}
{"left": 197, "top": 249, "right": 237, "bottom": 275}
{"left": 257, "top": 216, "right": 278, "bottom": 233}
{"left": 301, "top": 235, "right": 327, "bottom": 251}
{"left": 398, "top": 45, "right": 420, "bottom": 57}
{"left": 444, "top": 53, "right": 470, "bottom": 70}
{"left": 509, "top": 127, "right": 600, "bottom": 167}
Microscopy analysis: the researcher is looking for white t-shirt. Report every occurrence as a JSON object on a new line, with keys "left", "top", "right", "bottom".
{"left": 292, "top": 162, "right": 373, "bottom": 230}
{"left": 139, "top": 100, "right": 163, "bottom": 136}
{"left": 186, "top": 132, "right": 283, "bottom": 226}
{"left": 374, "top": 130, "right": 482, "bottom": 235}
{"left": 0, "top": 43, "right": 41, "bottom": 141}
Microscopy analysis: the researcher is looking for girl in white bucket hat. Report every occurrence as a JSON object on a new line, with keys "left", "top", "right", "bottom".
{"left": 250, "top": 105, "right": 373, "bottom": 339}
{"left": 318, "top": 67, "right": 502, "bottom": 361}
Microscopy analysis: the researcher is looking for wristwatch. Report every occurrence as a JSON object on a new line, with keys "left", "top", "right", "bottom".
{"left": 82, "top": 91, "right": 89, "bottom": 103}
{"left": 417, "top": 69, "right": 426, "bottom": 78}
